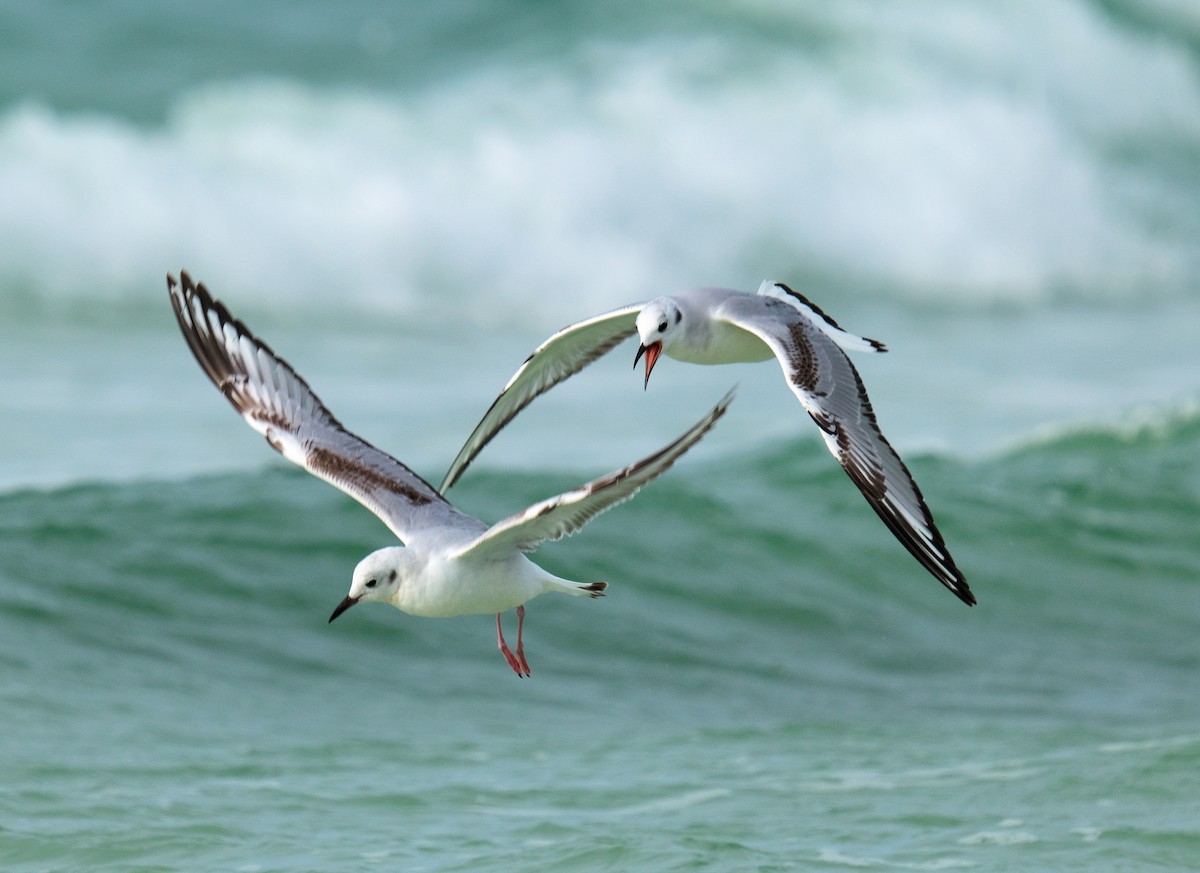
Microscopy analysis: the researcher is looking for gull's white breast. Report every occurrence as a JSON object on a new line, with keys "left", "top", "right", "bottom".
{"left": 669, "top": 315, "right": 774, "bottom": 366}
{"left": 392, "top": 551, "right": 548, "bottom": 618}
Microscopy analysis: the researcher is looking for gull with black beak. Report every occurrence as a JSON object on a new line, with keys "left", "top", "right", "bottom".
{"left": 441, "top": 282, "right": 974, "bottom": 607}
{"left": 168, "top": 271, "right": 734, "bottom": 676}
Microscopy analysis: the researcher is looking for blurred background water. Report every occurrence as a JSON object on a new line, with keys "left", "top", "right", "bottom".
{"left": 1, "top": 1, "right": 1198, "bottom": 870}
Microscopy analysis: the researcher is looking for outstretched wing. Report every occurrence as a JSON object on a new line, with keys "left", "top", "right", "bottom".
{"left": 453, "top": 386, "right": 736, "bottom": 560}
{"left": 168, "top": 271, "right": 482, "bottom": 544}
{"left": 718, "top": 293, "right": 974, "bottom": 605}
{"left": 440, "top": 303, "right": 643, "bottom": 493}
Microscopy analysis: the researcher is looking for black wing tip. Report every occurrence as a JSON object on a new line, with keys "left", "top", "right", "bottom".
{"left": 917, "top": 543, "right": 976, "bottom": 606}
{"left": 842, "top": 462, "right": 975, "bottom": 606}
{"left": 167, "top": 269, "right": 198, "bottom": 292}
{"left": 618, "top": 382, "right": 735, "bottom": 482}
{"left": 924, "top": 531, "right": 973, "bottom": 606}
{"left": 168, "top": 269, "right": 214, "bottom": 315}
{"left": 940, "top": 565, "right": 976, "bottom": 606}
{"left": 948, "top": 562, "right": 976, "bottom": 604}
{"left": 825, "top": 401, "right": 973, "bottom": 606}
{"left": 167, "top": 270, "right": 245, "bottom": 349}
{"left": 718, "top": 383, "right": 738, "bottom": 410}
{"left": 884, "top": 506, "right": 975, "bottom": 606}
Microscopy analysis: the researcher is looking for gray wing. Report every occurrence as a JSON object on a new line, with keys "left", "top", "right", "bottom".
{"left": 718, "top": 293, "right": 974, "bottom": 605}
{"left": 168, "top": 272, "right": 482, "bottom": 544}
{"left": 439, "top": 303, "right": 643, "bottom": 493}
{"left": 453, "top": 386, "right": 735, "bottom": 560}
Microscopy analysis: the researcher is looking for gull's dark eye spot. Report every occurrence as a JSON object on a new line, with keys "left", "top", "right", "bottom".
{"left": 658, "top": 320, "right": 668, "bottom": 332}
{"left": 674, "top": 311, "right": 682, "bottom": 324}
{"left": 387, "top": 569, "right": 397, "bottom": 584}
{"left": 365, "top": 578, "right": 378, "bottom": 589}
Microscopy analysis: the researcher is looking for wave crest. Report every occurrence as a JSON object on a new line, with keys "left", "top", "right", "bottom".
{"left": 2, "top": 3, "right": 1198, "bottom": 325}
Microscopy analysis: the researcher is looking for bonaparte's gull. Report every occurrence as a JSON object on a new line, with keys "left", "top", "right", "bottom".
{"left": 440, "top": 282, "right": 973, "bottom": 605}
{"left": 168, "top": 271, "right": 734, "bottom": 676}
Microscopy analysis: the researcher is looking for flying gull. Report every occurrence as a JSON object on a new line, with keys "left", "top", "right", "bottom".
{"left": 440, "top": 282, "right": 974, "bottom": 606}
{"left": 168, "top": 271, "right": 734, "bottom": 675}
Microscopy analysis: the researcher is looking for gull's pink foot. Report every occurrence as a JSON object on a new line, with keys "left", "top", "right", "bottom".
{"left": 497, "top": 609, "right": 531, "bottom": 677}
{"left": 514, "top": 605, "right": 531, "bottom": 676}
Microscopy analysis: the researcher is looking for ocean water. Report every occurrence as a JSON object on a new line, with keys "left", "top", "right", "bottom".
{"left": 2, "top": 1, "right": 1199, "bottom": 870}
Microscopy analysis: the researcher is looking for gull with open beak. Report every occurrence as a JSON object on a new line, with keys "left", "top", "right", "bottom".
{"left": 440, "top": 282, "right": 974, "bottom": 607}
{"left": 632, "top": 334, "right": 662, "bottom": 389}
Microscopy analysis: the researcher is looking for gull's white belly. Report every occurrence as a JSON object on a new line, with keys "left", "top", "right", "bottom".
{"left": 668, "top": 320, "right": 774, "bottom": 365}
{"left": 393, "top": 554, "right": 546, "bottom": 618}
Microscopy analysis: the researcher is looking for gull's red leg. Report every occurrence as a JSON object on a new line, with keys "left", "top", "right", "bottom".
{"left": 496, "top": 611, "right": 528, "bottom": 677}
{"left": 514, "top": 605, "right": 531, "bottom": 676}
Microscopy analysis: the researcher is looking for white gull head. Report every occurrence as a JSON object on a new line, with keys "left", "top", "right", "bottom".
{"left": 633, "top": 297, "right": 683, "bottom": 388}
{"left": 329, "top": 547, "right": 409, "bottom": 622}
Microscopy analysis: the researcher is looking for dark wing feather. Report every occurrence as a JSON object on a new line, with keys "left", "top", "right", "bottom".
{"left": 168, "top": 271, "right": 482, "bottom": 544}
{"left": 718, "top": 295, "right": 974, "bottom": 605}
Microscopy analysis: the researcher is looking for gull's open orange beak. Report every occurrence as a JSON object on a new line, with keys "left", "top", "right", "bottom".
{"left": 633, "top": 341, "right": 662, "bottom": 390}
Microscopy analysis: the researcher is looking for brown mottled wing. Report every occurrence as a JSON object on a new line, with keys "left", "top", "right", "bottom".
{"left": 452, "top": 386, "right": 735, "bottom": 560}
{"left": 439, "top": 303, "right": 643, "bottom": 493}
{"left": 168, "top": 272, "right": 483, "bottom": 544}
{"left": 716, "top": 295, "right": 974, "bottom": 605}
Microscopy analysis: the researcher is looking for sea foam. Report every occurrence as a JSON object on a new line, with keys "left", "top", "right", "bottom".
{"left": 1, "top": 4, "right": 1197, "bottom": 326}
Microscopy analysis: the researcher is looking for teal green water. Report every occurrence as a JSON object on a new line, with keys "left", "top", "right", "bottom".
{"left": 3, "top": 415, "right": 1199, "bottom": 869}
{"left": 2, "top": 0, "right": 1199, "bottom": 869}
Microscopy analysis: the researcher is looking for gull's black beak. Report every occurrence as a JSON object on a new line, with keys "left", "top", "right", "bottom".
{"left": 633, "top": 341, "right": 662, "bottom": 390}
{"left": 328, "top": 594, "right": 360, "bottom": 623}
